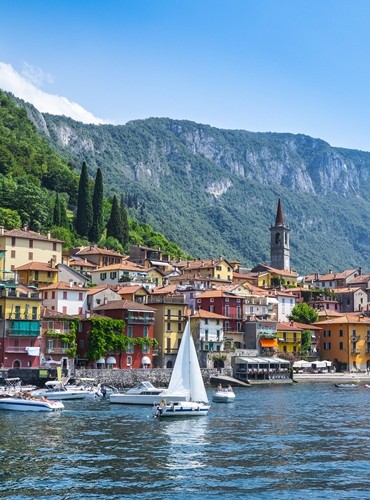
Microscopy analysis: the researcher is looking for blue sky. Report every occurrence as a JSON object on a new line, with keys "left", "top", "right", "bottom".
{"left": 1, "top": 0, "right": 370, "bottom": 151}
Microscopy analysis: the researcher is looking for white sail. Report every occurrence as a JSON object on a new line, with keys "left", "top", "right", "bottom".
{"left": 167, "top": 321, "right": 208, "bottom": 403}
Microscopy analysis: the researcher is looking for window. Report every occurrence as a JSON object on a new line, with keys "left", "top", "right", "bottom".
{"left": 178, "top": 322, "right": 181, "bottom": 332}
{"left": 110, "top": 272, "right": 117, "bottom": 279}
{"left": 52, "top": 291, "right": 55, "bottom": 299}
{"left": 63, "top": 291, "right": 67, "bottom": 300}
{"left": 339, "top": 329, "right": 343, "bottom": 337}
{"left": 79, "top": 340, "right": 84, "bottom": 348}
{"left": 205, "top": 318, "right": 208, "bottom": 325}
{"left": 15, "top": 306, "right": 21, "bottom": 319}
{"left": 78, "top": 292, "right": 83, "bottom": 301}
{"left": 167, "top": 322, "right": 171, "bottom": 331}
{"left": 29, "top": 252, "right": 33, "bottom": 260}
{"left": 210, "top": 298, "right": 214, "bottom": 303}
{"left": 339, "top": 342, "right": 343, "bottom": 350}
{"left": 127, "top": 343, "right": 134, "bottom": 354}
{"left": 78, "top": 307, "right": 82, "bottom": 315}
{"left": 11, "top": 237, "right": 16, "bottom": 246}
{"left": 100, "top": 273, "right": 106, "bottom": 281}
{"left": 143, "top": 326, "right": 149, "bottom": 338}
{"left": 323, "top": 342, "right": 331, "bottom": 350}
{"left": 53, "top": 242, "right": 57, "bottom": 251}
{"left": 205, "top": 330, "right": 208, "bottom": 341}
{"left": 44, "top": 292, "right": 48, "bottom": 299}
{"left": 32, "top": 307, "right": 37, "bottom": 320}
{"left": 126, "top": 356, "right": 132, "bottom": 366}
{"left": 29, "top": 240, "right": 33, "bottom": 248}
{"left": 62, "top": 306, "right": 67, "bottom": 314}
{"left": 11, "top": 250, "right": 15, "bottom": 258}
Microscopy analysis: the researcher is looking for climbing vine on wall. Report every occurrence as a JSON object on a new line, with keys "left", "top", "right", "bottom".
{"left": 86, "top": 316, "right": 158, "bottom": 361}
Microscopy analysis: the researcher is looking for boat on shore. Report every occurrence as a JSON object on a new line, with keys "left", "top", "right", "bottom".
{"left": 0, "top": 394, "right": 64, "bottom": 412}
{"left": 109, "top": 381, "right": 187, "bottom": 405}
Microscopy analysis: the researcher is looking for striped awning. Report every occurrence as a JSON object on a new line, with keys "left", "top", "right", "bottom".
{"left": 260, "top": 338, "right": 278, "bottom": 348}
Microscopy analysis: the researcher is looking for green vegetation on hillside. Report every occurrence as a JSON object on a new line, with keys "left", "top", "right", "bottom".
{"left": 0, "top": 90, "right": 189, "bottom": 259}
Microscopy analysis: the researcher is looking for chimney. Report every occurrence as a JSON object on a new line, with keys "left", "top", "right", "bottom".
{"left": 47, "top": 231, "right": 51, "bottom": 240}
{"left": 0, "top": 226, "right": 4, "bottom": 236}
{"left": 69, "top": 279, "right": 73, "bottom": 288}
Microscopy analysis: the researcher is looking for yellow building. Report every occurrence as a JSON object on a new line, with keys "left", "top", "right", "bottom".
{"left": 16, "top": 261, "right": 59, "bottom": 287}
{"left": 147, "top": 284, "right": 187, "bottom": 368}
{"left": 174, "top": 258, "right": 234, "bottom": 282}
{"left": 277, "top": 321, "right": 321, "bottom": 356}
{"left": 0, "top": 227, "right": 63, "bottom": 273}
{"left": 0, "top": 284, "right": 43, "bottom": 368}
{"left": 250, "top": 264, "right": 298, "bottom": 288}
{"left": 315, "top": 313, "right": 370, "bottom": 372}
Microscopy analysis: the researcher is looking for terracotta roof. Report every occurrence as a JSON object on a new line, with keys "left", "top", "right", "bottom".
{"left": 16, "top": 261, "right": 59, "bottom": 272}
{"left": 91, "top": 261, "right": 147, "bottom": 272}
{"left": 76, "top": 246, "right": 126, "bottom": 257}
{"left": 68, "top": 257, "right": 97, "bottom": 269}
{"left": 171, "top": 258, "right": 231, "bottom": 270}
{"left": 93, "top": 299, "right": 155, "bottom": 312}
{"left": 39, "top": 281, "right": 89, "bottom": 291}
{"left": 196, "top": 289, "right": 237, "bottom": 299}
{"left": 315, "top": 314, "right": 370, "bottom": 325}
{"left": 277, "top": 321, "right": 322, "bottom": 331}
{"left": 116, "top": 285, "right": 149, "bottom": 295}
{"left": 150, "top": 284, "right": 178, "bottom": 295}
{"left": 192, "top": 309, "right": 227, "bottom": 320}
{"left": 1, "top": 228, "right": 63, "bottom": 243}
{"left": 86, "top": 284, "right": 120, "bottom": 295}
{"left": 41, "top": 307, "right": 75, "bottom": 319}
{"left": 317, "top": 269, "right": 358, "bottom": 281}
{"left": 347, "top": 274, "right": 370, "bottom": 284}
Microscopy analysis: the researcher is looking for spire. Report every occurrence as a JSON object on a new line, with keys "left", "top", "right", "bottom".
{"left": 275, "top": 198, "right": 284, "bottom": 226}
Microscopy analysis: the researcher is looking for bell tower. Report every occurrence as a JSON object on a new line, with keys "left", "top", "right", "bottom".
{"left": 270, "top": 198, "right": 290, "bottom": 270}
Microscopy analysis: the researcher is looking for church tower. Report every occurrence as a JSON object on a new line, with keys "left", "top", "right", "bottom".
{"left": 270, "top": 198, "right": 290, "bottom": 270}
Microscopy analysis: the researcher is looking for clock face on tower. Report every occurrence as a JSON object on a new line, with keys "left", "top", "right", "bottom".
{"left": 275, "top": 232, "right": 281, "bottom": 244}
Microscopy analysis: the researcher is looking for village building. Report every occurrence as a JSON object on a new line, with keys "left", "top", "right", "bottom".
{"left": 39, "top": 281, "right": 89, "bottom": 316}
{"left": 191, "top": 309, "right": 227, "bottom": 368}
{"left": 16, "top": 260, "right": 59, "bottom": 288}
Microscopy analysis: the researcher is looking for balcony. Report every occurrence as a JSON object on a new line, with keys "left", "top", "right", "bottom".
{"left": 126, "top": 315, "right": 155, "bottom": 324}
{"left": 148, "top": 295, "right": 185, "bottom": 305}
{"left": 5, "top": 346, "right": 27, "bottom": 353}
{"left": 7, "top": 329, "right": 39, "bottom": 337}
{"left": 352, "top": 335, "right": 361, "bottom": 342}
{"left": 351, "top": 349, "right": 361, "bottom": 355}
{"left": 46, "top": 347, "right": 69, "bottom": 354}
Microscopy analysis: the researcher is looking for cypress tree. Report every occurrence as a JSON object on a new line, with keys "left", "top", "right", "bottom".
{"left": 106, "top": 195, "right": 124, "bottom": 243}
{"left": 53, "top": 193, "right": 61, "bottom": 226}
{"left": 119, "top": 194, "right": 129, "bottom": 248}
{"left": 89, "top": 168, "right": 104, "bottom": 243}
{"left": 75, "top": 161, "right": 93, "bottom": 237}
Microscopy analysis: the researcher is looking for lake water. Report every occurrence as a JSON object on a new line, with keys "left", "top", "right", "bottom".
{"left": 1, "top": 382, "right": 370, "bottom": 499}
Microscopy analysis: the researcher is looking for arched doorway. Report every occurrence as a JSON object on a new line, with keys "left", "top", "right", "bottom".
{"left": 13, "top": 360, "right": 21, "bottom": 368}
{"left": 166, "top": 360, "right": 173, "bottom": 369}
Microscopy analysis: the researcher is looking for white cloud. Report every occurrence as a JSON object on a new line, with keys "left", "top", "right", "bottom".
{"left": 0, "top": 61, "right": 105, "bottom": 124}
{"left": 21, "top": 61, "right": 54, "bottom": 87}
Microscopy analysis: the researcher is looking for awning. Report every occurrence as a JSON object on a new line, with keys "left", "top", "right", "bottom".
{"left": 260, "top": 338, "right": 278, "bottom": 348}
{"left": 25, "top": 346, "right": 40, "bottom": 356}
{"left": 97, "top": 358, "right": 106, "bottom": 364}
{"left": 142, "top": 356, "right": 151, "bottom": 365}
{"left": 106, "top": 356, "right": 117, "bottom": 364}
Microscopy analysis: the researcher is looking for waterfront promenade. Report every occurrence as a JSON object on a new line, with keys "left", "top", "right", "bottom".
{"left": 294, "top": 371, "right": 370, "bottom": 383}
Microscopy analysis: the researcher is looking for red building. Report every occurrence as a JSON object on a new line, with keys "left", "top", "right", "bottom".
{"left": 78, "top": 300, "right": 156, "bottom": 369}
{"left": 195, "top": 290, "right": 244, "bottom": 348}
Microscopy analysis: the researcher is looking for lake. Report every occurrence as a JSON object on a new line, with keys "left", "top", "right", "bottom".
{"left": 1, "top": 382, "right": 370, "bottom": 499}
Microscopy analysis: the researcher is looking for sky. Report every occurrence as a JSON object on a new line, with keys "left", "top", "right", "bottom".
{"left": 1, "top": 0, "right": 370, "bottom": 151}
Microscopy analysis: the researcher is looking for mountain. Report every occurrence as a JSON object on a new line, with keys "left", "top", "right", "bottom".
{"left": 18, "top": 98, "right": 370, "bottom": 275}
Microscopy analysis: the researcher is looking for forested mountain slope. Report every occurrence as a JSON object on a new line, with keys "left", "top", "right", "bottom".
{"left": 17, "top": 95, "right": 370, "bottom": 275}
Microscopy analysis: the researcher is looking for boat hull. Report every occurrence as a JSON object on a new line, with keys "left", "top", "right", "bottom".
{"left": 110, "top": 392, "right": 187, "bottom": 405}
{"left": 212, "top": 390, "right": 236, "bottom": 403}
{"left": 0, "top": 397, "right": 64, "bottom": 412}
{"left": 33, "top": 390, "right": 90, "bottom": 400}
{"left": 154, "top": 401, "right": 210, "bottom": 417}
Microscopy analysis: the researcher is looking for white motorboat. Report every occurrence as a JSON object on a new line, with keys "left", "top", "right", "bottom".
{"left": 153, "top": 321, "right": 210, "bottom": 418}
{"left": 0, "top": 394, "right": 64, "bottom": 412}
{"left": 32, "top": 380, "right": 92, "bottom": 400}
{"left": 65, "top": 377, "right": 103, "bottom": 398}
{"left": 109, "top": 381, "right": 187, "bottom": 405}
{"left": 212, "top": 386, "right": 236, "bottom": 403}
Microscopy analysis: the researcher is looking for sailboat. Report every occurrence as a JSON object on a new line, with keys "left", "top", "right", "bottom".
{"left": 153, "top": 321, "right": 210, "bottom": 418}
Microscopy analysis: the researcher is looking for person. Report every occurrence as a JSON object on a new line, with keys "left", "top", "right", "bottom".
{"left": 25, "top": 391, "right": 32, "bottom": 399}
{"left": 227, "top": 385, "right": 233, "bottom": 392}
{"left": 217, "top": 384, "right": 222, "bottom": 391}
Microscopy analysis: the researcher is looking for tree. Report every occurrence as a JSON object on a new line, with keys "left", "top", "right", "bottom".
{"left": 89, "top": 168, "right": 104, "bottom": 243}
{"left": 288, "top": 303, "right": 318, "bottom": 325}
{"left": 106, "top": 195, "right": 124, "bottom": 244}
{"left": 0, "top": 207, "right": 21, "bottom": 228}
{"left": 53, "top": 193, "right": 62, "bottom": 226}
{"left": 75, "top": 161, "right": 93, "bottom": 237}
{"left": 300, "top": 330, "right": 312, "bottom": 358}
{"left": 119, "top": 194, "right": 129, "bottom": 248}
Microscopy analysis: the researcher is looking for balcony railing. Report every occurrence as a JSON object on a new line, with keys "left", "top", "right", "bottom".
{"left": 148, "top": 295, "right": 185, "bottom": 304}
{"left": 46, "top": 347, "right": 68, "bottom": 354}
{"left": 126, "top": 315, "right": 155, "bottom": 324}
{"left": 7, "top": 329, "right": 39, "bottom": 337}
{"left": 351, "top": 349, "right": 361, "bottom": 355}
{"left": 5, "top": 346, "right": 27, "bottom": 353}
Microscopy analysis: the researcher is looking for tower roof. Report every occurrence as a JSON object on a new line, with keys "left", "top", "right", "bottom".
{"left": 275, "top": 198, "right": 284, "bottom": 225}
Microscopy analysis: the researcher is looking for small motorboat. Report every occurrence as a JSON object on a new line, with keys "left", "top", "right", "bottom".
{"left": 32, "top": 380, "right": 92, "bottom": 400}
{"left": 212, "top": 385, "right": 236, "bottom": 403}
{"left": 0, "top": 394, "right": 64, "bottom": 412}
{"left": 110, "top": 381, "right": 187, "bottom": 405}
{"left": 335, "top": 383, "right": 359, "bottom": 389}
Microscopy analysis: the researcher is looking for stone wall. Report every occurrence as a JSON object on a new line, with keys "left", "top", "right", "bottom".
{"left": 1, "top": 367, "right": 233, "bottom": 389}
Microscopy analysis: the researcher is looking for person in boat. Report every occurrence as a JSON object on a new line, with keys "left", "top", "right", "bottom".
{"left": 217, "top": 384, "right": 222, "bottom": 391}
{"left": 17, "top": 391, "right": 24, "bottom": 399}
{"left": 227, "top": 385, "right": 233, "bottom": 392}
